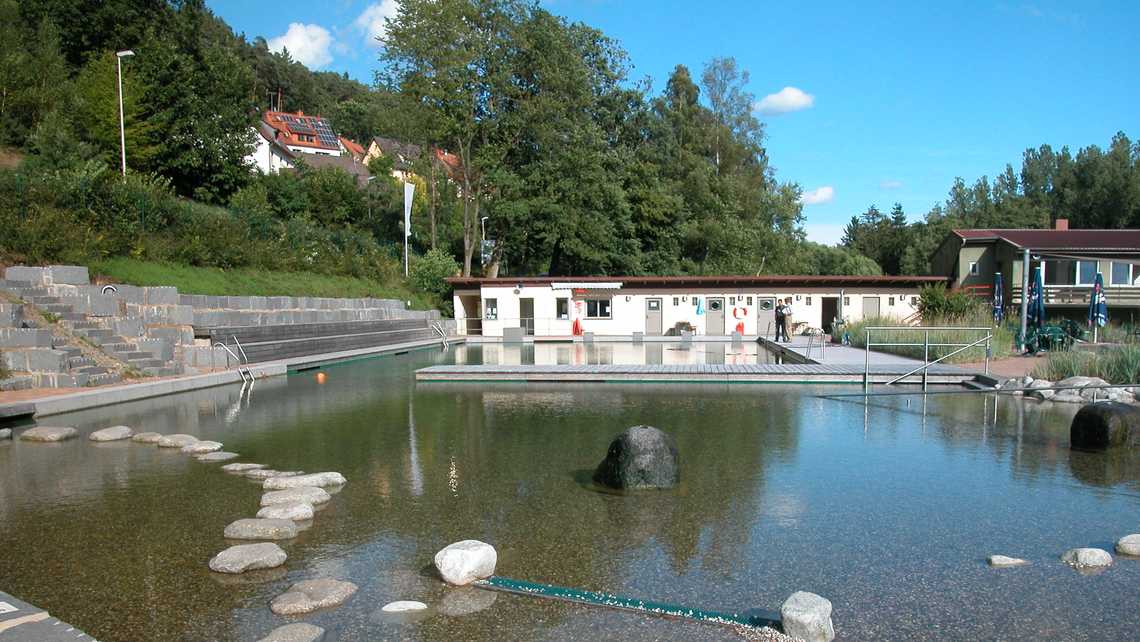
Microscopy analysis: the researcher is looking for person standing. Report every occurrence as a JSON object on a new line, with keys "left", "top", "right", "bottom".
{"left": 774, "top": 299, "right": 787, "bottom": 342}
{"left": 783, "top": 298, "right": 795, "bottom": 341}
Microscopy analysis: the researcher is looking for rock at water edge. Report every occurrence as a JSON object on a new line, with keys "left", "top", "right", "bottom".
{"left": 1115, "top": 534, "right": 1140, "bottom": 556}
{"left": 1061, "top": 547, "right": 1113, "bottom": 569}
{"left": 261, "top": 487, "right": 331, "bottom": 507}
{"left": 987, "top": 555, "right": 1030, "bottom": 567}
{"left": 382, "top": 600, "right": 428, "bottom": 613}
{"left": 20, "top": 426, "right": 78, "bottom": 442}
{"left": 1025, "top": 379, "right": 1055, "bottom": 400}
{"left": 131, "top": 432, "right": 163, "bottom": 443}
{"left": 257, "top": 502, "right": 315, "bottom": 521}
{"left": 223, "top": 518, "right": 298, "bottom": 540}
{"left": 246, "top": 469, "right": 304, "bottom": 480}
{"left": 263, "top": 472, "right": 347, "bottom": 490}
{"left": 1070, "top": 402, "right": 1140, "bottom": 450}
{"left": 270, "top": 579, "right": 359, "bottom": 615}
{"left": 209, "top": 543, "right": 287, "bottom": 574}
{"left": 156, "top": 434, "right": 198, "bottom": 448}
{"left": 181, "top": 440, "right": 223, "bottom": 454}
{"left": 222, "top": 463, "right": 265, "bottom": 473}
{"left": 592, "top": 425, "right": 680, "bottom": 490}
{"left": 89, "top": 425, "right": 133, "bottom": 441}
{"left": 0, "top": 428, "right": 11, "bottom": 440}
{"left": 196, "top": 451, "right": 240, "bottom": 462}
{"left": 434, "top": 540, "right": 497, "bottom": 586}
{"left": 780, "top": 591, "right": 835, "bottom": 642}
{"left": 256, "top": 623, "right": 325, "bottom": 642}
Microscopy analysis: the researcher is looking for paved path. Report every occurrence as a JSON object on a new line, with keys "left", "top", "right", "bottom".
{"left": 0, "top": 590, "right": 97, "bottom": 641}
{"left": 762, "top": 336, "right": 922, "bottom": 365}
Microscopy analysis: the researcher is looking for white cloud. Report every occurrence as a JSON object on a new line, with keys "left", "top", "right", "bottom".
{"left": 355, "top": 0, "right": 400, "bottom": 47}
{"left": 803, "top": 223, "right": 846, "bottom": 246}
{"left": 268, "top": 23, "right": 334, "bottom": 68}
{"left": 880, "top": 179, "right": 903, "bottom": 190}
{"left": 799, "top": 185, "right": 835, "bottom": 206}
{"left": 755, "top": 86, "right": 815, "bottom": 116}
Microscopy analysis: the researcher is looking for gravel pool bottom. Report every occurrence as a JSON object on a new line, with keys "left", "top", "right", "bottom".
{"left": 0, "top": 348, "right": 1136, "bottom": 641}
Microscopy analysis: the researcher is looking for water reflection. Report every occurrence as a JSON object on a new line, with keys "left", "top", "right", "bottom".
{"left": 454, "top": 341, "right": 785, "bottom": 366}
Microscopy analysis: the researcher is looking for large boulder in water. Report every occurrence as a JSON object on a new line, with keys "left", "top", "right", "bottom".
{"left": 592, "top": 425, "right": 679, "bottom": 490}
{"left": 1070, "top": 402, "right": 1140, "bottom": 450}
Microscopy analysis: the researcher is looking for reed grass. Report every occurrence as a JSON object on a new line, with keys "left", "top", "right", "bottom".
{"left": 1031, "top": 345, "right": 1140, "bottom": 384}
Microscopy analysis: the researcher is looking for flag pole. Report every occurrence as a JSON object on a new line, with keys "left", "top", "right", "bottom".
{"left": 1019, "top": 248, "right": 1029, "bottom": 352}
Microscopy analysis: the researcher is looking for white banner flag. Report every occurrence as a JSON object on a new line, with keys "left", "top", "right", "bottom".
{"left": 403, "top": 182, "right": 415, "bottom": 238}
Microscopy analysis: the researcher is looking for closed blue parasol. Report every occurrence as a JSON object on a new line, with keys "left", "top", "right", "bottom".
{"left": 1088, "top": 271, "right": 1108, "bottom": 331}
{"left": 1027, "top": 266, "right": 1045, "bottom": 329}
{"left": 992, "top": 272, "right": 1004, "bottom": 324}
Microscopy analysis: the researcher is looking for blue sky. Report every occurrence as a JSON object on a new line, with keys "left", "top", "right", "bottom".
{"left": 209, "top": 0, "right": 1139, "bottom": 244}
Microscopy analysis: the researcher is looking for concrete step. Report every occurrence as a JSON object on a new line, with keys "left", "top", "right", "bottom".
{"left": 141, "top": 365, "right": 182, "bottom": 377}
{"left": 0, "top": 374, "right": 35, "bottom": 391}
{"left": 75, "top": 365, "right": 110, "bottom": 376}
{"left": 87, "top": 372, "right": 122, "bottom": 386}
{"left": 63, "top": 320, "right": 105, "bottom": 330}
{"left": 78, "top": 328, "right": 115, "bottom": 341}
{"left": 119, "top": 351, "right": 156, "bottom": 361}
{"left": 3, "top": 348, "right": 70, "bottom": 372}
{"left": 0, "top": 279, "right": 33, "bottom": 290}
{"left": 127, "top": 357, "right": 166, "bottom": 369}
{"left": 0, "top": 328, "right": 54, "bottom": 348}
{"left": 29, "top": 296, "right": 62, "bottom": 305}
{"left": 29, "top": 372, "right": 89, "bottom": 388}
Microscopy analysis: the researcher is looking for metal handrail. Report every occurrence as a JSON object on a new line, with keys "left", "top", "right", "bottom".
{"left": 864, "top": 326, "right": 991, "bottom": 331}
{"left": 882, "top": 334, "right": 992, "bottom": 387}
{"left": 213, "top": 342, "right": 252, "bottom": 384}
{"left": 864, "top": 326, "right": 993, "bottom": 392}
{"left": 232, "top": 335, "right": 249, "bottom": 364}
{"left": 431, "top": 321, "right": 448, "bottom": 349}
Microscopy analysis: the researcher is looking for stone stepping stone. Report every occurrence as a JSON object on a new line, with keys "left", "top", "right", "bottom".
{"left": 261, "top": 487, "right": 331, "bottom": 507}
{"left": 224, "top": 518, "right": 298, "bottom": 540}
{"left": 256, "top": 623, "right": 325, "bottom": 642}
{"left": 209, "top": 542, "right": 287, "bottom": 574}
{"left": 181, "top": 440, "right": 223, "bottom": 454}
{"left": 0, "top": 428, "right": 11, "bottom": 440}
{"left": 270, "top": 579, "right": 358, "bottom": 615}
{"left": 131, "top": 432, "right": 163, "bottom": 444}
{"left": 1062, "top": 547, "right": 1113, "bottom": 571}
{"left": 222, "top": 463, "right": 265, "bottom": 473}
{"left": 89, "top": 425, "right": 133, "bottom": 441}
{"left": 245, "top": 469, "right": 304, "bottom": 481}
{"left": 157, "top": 434, "right": 198, "bottom": 448}
{"left": 19, "top": 426, "right": 77, "bottom": 442}
{"left": 987, "top": 555, "right": 1030, "bottom": 567}
{"left": 434, "top": 540, "right": 497, "bottom": 586}
{"left": 257, "top": 502, "right": 314, "bottom": 521}
{"left": 196, "top": 451, "right": 240, "bottom": 462}
{"left": 1117, "top": 534, "right": 1140, "bottom": 556}
{"left": 382, "top": 600, "right": 428, "bottom": 613}
{"left": 780, "top": 591, "right": 835, "bottom": 642}
{"left": 263, "top": 472, "right": 347, "bottom": 490}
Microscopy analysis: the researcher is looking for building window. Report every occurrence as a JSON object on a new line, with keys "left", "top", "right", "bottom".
{"left": 729, "top": 296, "right": 736, "bottom": 305}
{"left": 1111, "top": 262, "right": 1140, "bottom": 286}
{"left": 969, "top": 261, "right": 979, "bottom": 276}
{"left": 747, "top": 296, "right": 753, "bottom": 306}
{"left": 1077, "top": 260, "right": 1098, "bottom": 285}
{"left": 1046, "top": 260, "right": 1075, "bottom": 285}
{"left": 843, "top": 296, "right": 851, "bottom": 306}
{"left": 889, "top": 296, "right": 896, "bottom": 306}
{"left": 585, "top": 299, "right": 611, "bottom": 319}
{"left": 805, "top": 296, "right": 812, "bottom": 305}
{"left": 673, "top": 297, "right": 680, "bottom": 306}
{"left": 484, "top": 298, "right": 498, "bottom": 320}
{"left": 910, "top": 296, "right": 919, "bottom": 306}
{"left": 555, "top": 298, "right": 569, "bottom": 320}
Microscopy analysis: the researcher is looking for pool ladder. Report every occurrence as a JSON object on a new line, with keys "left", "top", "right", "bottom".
{"left": 212, "top": 339, "right": 254, "bottom": 386}
{"left": 430, "top": 321, "right": 449, "bottom": 349}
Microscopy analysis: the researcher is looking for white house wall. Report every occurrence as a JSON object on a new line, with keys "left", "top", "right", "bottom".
{"left": 454, "top": 285, "right": 922, "bottom": 338}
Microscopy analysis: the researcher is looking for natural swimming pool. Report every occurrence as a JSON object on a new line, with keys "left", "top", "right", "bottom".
{"left": 0, "top": 346, "right": 1136, "bottom": 641}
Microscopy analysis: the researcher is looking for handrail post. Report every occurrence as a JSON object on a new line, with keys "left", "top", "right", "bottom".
{"left": 985, "top": 334, "right": 991, "bottom": 375}
{"left": 922, "top": 330, "right": 929, "bottom": 392}
{"left": 863, "top": 329, "right": 870, "bottom": 393}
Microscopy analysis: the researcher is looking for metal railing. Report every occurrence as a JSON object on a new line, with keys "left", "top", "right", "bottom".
{"left": 211, "top": 341, "right": 253, "bottom": 384}
{"left": 431, "top": 321, "right": 449, "bottom": 349}
{"left": 863, "top": 326, "right": 993, "bottom": 392}
{"left": 1010, "top": 284, "right": 1140, "bottom": 306}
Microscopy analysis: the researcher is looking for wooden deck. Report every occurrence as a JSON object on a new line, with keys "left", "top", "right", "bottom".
{"left": 414, "top": 362, "right": 980, "bottom": 385}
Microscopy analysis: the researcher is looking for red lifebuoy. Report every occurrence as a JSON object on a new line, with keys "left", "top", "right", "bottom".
{"left": 732, "top": 307, "right": 747, "bottom": 319}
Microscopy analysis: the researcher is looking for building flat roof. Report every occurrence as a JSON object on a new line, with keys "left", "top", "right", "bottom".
{"left": 952, "top": 228, "right": 1140, "bottom": 251}
{"left": 448, "top": 275, "right": 949, "bottom": 288}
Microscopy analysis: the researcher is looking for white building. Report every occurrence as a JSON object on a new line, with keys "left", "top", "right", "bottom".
{"left": 451, "top": 275, "right": 947, "bottom": 339}
{"left": 248, "top": 122, "right": 296, "bottom": 174}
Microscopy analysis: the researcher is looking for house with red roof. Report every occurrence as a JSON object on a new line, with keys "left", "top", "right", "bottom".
{"left": 247, "top": 110, "right": 369, "bottom": 174}
{"left": 931, "top": 219, "right": 1140, "bottom": 317}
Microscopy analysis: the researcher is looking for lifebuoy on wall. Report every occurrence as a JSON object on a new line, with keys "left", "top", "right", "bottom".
{"left": 732, "top": 307, "right": 748, "bottom": 319}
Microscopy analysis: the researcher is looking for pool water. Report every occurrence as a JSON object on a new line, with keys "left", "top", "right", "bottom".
{"left": 454, "top": 341, "right": 792, "bottom": 366}
{"left": 0, "top": 347, "right": 1136, "bottom": 641}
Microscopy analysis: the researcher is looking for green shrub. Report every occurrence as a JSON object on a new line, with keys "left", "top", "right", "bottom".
{"left": 410, "top": 248, "right": 460, "bottom": 300}
{"left": 1031, "top": 345, "right": 1140, "bottom": 384}
{"left": 918, "top": 283, "right": 985, "bottom": 318}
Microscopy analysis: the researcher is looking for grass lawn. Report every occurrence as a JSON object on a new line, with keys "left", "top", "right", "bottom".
{"left": 89, "top": 257, "right": 436, "bottom": 309}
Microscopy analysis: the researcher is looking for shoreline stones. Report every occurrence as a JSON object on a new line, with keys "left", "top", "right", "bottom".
{"left": 270, "top": 579, "right": 358, "bottom": 615}
{"left": 157, "top": 434, "right": 198, "bottom": 448}
{"left": 593, "top": 425, "right": 680, "bottom": 490}
{"left": 987, "top": 555, "right": 1030, "bottom": 567}
{"left": 181, "top": 440, "right": 223, "bottom": 454}
{"left": 20, "top": 426, "right": 78, "bottom": 442}
{"left": 1061, "top": 547, "right": 1113, "bottom": 570}
{"left": 262, "top": 487, "right": 331, "bottom": 507}
{"left": 196, "top": 451, "right": 240, "bottom": 462}
{"left": 779, "top": 591, "right": 835, "bottom": 642}
{"left": 434, "top": 540, "right": 497, "bottom": 586}
{"left": 1115, "top": 534, "right": 1140, "bottom": 556}
{"left": 246, "top": 469, "right": 304, "bottom": 480}
{"left": 89, "top": 425, "right": 134, "bottom": 442}
{"left": 263, "top": 472, "right": 347, "bottom": 490}
{"left": 224, "top": 518, "right": 298, "bottom": 540}
{"left": 257, "top": 502, "right": 315, "bottom": 521}
{"left": 0, "top": 428, "right": 10, "bottom": 440}
{"left": 257, "top": 623, "right": 326, "bottom": 642}
{"left": 131, "top": 432, "right": 163, "bottom": 444}
{"left": 382, "top": 600, "right": 428, "bottom": 613}
{"left": 209, "top": 542, "right": 287, "bottom": 574}
{"left": 222, "top": 463, "right": 265, "bottom": 473}
{"left": 1070, "top": 402, "right": 1140, "bottom": 450}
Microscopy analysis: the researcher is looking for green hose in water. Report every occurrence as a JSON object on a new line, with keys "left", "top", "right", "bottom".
{"left": 473, "top": 576, "right": 780, "bottom": 629}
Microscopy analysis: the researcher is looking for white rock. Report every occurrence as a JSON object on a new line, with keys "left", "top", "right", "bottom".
{"left": 1057, "top": 375, "right": 1105, "bottom": 389}
{"left": 1061, "top": 547, "right": 1113, "bottom": 569}
{"left": 987, "top": 555, "right": 1030, "bottom": 567}
{"left": 0, "top": 428, "right": 10, "bottom": 440}
{"left": 261, "top": 487, "right": 331, "bottom": 507}
{"left": 20, "top": 426, "right": 78, "bottom": 442}
{"left": 224, "top": 518, "right": 298, "bottom": 540}
{"left": 257, "top": 502, "right": 315, "bottom": 521}
{"left": 157, "top": 434, "right": 198, "bottom": 448}
{"left": 434, "top": 540, "right": 497, "bottom": 586}
{"left": 263, "top": 472, "right": 347, "bottom": 490}
{"left": 1051, "top": 390, "right": 1085, "bottom": 404}
{"left": 270, "top": 579, "right": 358, "bottom": 615}
{"left": 196, "top": 451, "right": 239, "bottom": 462}
{"left": 131, "top": 432, "right": 163, "bottom": 443}
{"left": 89, "top": 425, "right": 133, "bottom": 441}
{"left": 209, "top": 542, "right": 287, "bottom": 574}
{"left": 1115, "top": 534, "right": 1140, "bottom": 556}
{"left": 382, "top": 600, "right": 428, "bottom": 613}
{"left": 222, "top": 463, "right": 265, "bottom": 473}
{"left": 1025, "top": 379, "right": 1055, "bottom": 400}
{"left": 181, "top": 440, "right": 223, "bottom": 454}
{"left": 256, "top": 623, "right": 325, "bottom": 642}
{"left": 245, "top": 469, "right": 304, "bottom": 480}
{"left": 780, "top": 591, "right": 836, "bottom": 642}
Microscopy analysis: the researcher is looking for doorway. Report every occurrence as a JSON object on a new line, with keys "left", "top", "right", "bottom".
{"left": 520, "top": 298, "right": 534, "bottom": 336}
{"left": 862, "top": 296, "right": 880, "bottom": 320}
{"left": 821, "top": 297, "right": 839, "bottom": 333}
{"left": 706, "top": 297, "right": 725, "bottom": 335}
{"left": 645, "top": 298, "right": 663, "bottom": 336}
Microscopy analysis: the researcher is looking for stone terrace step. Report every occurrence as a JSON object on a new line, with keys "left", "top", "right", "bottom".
{"left": 236, "top": 327, "right": 438, "bottom": 363}
{"left": 202, "top": 318, "right": 432, "bottom": 344}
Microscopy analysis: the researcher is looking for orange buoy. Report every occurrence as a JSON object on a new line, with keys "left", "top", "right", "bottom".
{"left": 315, "top": 372, "right": 327, "bottom": 384}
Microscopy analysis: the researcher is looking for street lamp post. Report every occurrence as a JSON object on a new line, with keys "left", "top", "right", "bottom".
{"left": 116, "top": 50, "right": 135, "bottom": 178}
{"left": 480, "top": 216, "right": 489, "bottom": 242}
